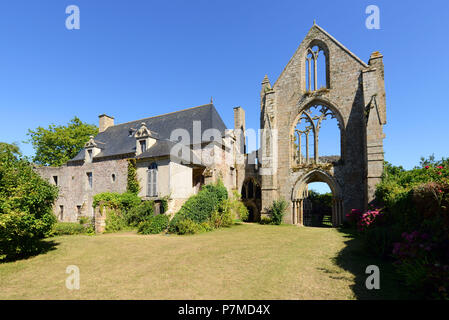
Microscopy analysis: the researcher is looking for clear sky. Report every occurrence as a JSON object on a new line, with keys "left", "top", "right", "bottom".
{"left": 0, "top": 0, "right": 448, "bottom": 170}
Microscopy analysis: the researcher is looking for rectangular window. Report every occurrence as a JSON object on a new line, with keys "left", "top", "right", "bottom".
{"left": 87, "top": 149, "right": 93, "bottom": 161}
{"left": 59, "top": 205, "right": 64, "bottom": 221}
{"left": 53, "top": 176, "right": 58, "bottom": 186}
{"left": 87, "top": 172, "right": 93, "bottom": 189}
{"left": 140, "top": 140, "right": 146, "bottom": 153}
{"left": 147, "top": 169, "right": 157, "bottom": 197}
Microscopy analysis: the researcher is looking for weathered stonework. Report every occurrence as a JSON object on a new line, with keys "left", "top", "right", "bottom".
{"left": 256, "top": 24, "right": 386, "bottom": 225}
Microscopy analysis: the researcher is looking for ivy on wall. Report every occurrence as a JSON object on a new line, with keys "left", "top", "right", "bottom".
{"left": 127, "top": 159, "right": 140, "bottom": 194}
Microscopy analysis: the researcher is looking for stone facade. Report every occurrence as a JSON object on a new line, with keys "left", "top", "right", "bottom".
{"left": 37, "top": 159, "right": 128, "bottom": 222}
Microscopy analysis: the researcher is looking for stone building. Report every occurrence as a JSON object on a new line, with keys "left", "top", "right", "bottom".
{"left": 37, "top": 23, "right": 386, "bottom": 227}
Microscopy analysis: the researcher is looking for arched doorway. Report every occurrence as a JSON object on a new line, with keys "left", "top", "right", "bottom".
{"left": 241, "top": 178, "right": 262, "bottom": 222}
{"left": 291, "top": 169, "right": 343, "bottom": 227}
{"left": 302, "top": 182, "right": 333, "bottom": 227}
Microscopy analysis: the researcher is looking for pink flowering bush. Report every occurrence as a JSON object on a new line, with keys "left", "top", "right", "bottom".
{"left": 348, "top": 156, "right": 449, "bottom": 298}
{"left": 392, "top": 231, "right": 449, "bottom": 299}
{"left": 345, "top": 209, "right": 362, "bottom": 227}
{"left": 357, "top": 209, "right": 383, "bottom": 231}
{"left": 346, "top": 208, "right": 384, "bottom": 232}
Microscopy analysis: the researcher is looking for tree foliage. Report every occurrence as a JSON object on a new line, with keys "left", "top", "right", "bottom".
{"left": 0, "top": 143, "right": 58, "bottom": 260}
{"left": 27, "top": 117, "right": 98, "bottom": 166}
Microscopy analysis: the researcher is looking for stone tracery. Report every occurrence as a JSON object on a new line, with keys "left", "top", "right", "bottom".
{"left": 293, "top": 104, "right": 339, "bottom": 165}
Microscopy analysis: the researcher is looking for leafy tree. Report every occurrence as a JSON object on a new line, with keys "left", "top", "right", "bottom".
{"left": 26, "top": 117, "right": 98, "bottom": 166}
{"left": 0, "top": 142, "right": 21, "bottom": 157}
{"left": 0, "top": 143, "right": 58, "bottom": 260}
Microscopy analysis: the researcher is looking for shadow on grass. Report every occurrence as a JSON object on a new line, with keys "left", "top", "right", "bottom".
{"left": 0, "top": 239, "right": 59, "bottom": 264}
{"left": 331, "top": 227, "right": 412, "bottom": 300}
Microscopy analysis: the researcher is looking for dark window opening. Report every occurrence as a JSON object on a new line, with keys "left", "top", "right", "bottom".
{"left": 140, "top": 140, "right": 147, "bottom": 153}
{"left": 87, "top": 172, "right": 93, "bottom": 189}
{"left": 53, "top": 176, "right": 58, "bottom": 186}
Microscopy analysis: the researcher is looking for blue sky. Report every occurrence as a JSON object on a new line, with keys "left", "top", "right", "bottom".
{"left": 1, "top": 0, "right": 448, "bottom": 172}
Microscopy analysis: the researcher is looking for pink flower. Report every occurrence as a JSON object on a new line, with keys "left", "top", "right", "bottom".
{"left": 425, "top": 166, "right": 430, "bottom": 169}
{"left": 437, "top": 166, "right": 443, "bottom": 169}
{"left": 438, "top": 172, "right": 442, "bottom": 175}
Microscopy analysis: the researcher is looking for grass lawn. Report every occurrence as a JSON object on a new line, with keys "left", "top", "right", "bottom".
{"left": 0, "top": 223, "right": 409, "bottom": 300}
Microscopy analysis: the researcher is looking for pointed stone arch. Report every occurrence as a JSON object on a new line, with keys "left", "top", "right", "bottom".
{"left": 290, "top": 98, "right": 346, "bottom": 167}
{"left": 304, "top": 39, "right": 331, "bottom": 91}
{"left": 291, "top": 169, "right": 343, "bottom": 227}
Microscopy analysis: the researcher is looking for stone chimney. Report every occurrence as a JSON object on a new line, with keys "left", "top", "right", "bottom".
{"left": 98, "top": 114, "right": 114, "bottom": 133}
{"left": 233, "top": 106, "right": 246, "bottom": 154}
{"left": 233, "top": 106, "right": 245, "bottom": 132}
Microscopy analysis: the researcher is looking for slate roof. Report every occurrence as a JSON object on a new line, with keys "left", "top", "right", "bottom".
{"left": 69, "top": 103, "right": 227, "bottom": 163}
{"left": 135, "top": 140, "right": 202, "bottom": 165}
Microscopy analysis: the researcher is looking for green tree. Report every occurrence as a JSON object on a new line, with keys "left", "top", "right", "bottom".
{"left": 26, "top": 117, "right": 98, "bottom": 166}
{"left": 0, "top": 143, "right": 58, "bottom": 260}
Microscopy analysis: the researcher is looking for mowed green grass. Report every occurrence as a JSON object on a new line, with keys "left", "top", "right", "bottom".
{"left": 0, "top": 223, "right": 408, "bottom": 300}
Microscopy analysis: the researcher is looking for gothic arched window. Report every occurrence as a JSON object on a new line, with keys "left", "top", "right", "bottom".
{"left": 293, "top": 104, "right": 340, "bottom": 165}
{"left": 305, "top": 45, "right": 327, "bottom": 92}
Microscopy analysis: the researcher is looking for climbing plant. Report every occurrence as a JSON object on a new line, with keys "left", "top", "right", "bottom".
{"left": 127, "top": 158, "right": 140, "bottom": 194}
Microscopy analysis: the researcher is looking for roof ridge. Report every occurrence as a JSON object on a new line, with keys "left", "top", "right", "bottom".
{"left": 111, "top": 103, "right": 214, "bottom": 128}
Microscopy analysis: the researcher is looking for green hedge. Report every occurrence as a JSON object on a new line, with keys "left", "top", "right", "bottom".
{"left": 169, "top": 180, "right": 241, "bottom": 235}
{"left": 93, "top": 192, "right": 142, "bottom": 232}
{"left": 52, "top": 222, "right": 92, "bottom": 236}
{"left": 124, "top": 201, "right": 154, "bottom": 227}
{"left": 138, "top": 214, "right": 169, "bottom": 235}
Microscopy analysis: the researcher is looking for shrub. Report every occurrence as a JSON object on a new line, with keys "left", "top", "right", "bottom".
{"left": 259, "top": 217, "right": 272, "bottom": 225}
{"left": 125, "top": 201, "right": 154, "bottom": 227}
{"left": 178, "top": 181, "right": 227, "bottom": 224}
{"left": 353, "top": 157, "right": 449, "bottom": 298}
{"left": 52, "top": 222, "right": 87, "bottom": 236}
{"left": 268, "top": 199, "right": 288, "bottom": 225}
{"left": 392, "top": 231, "right": 449, "bottom": 299}
{"left": 138, "top": 214, "right": 169, "bottom": 235}
{"left": 93, "top": 191, "right": 142, "bottom": 232}
{"left": 119, "top": 192, "right": 141, "bottom": 212}
{"left": 229, "top": 191, "right": 249, "bottom": 222}
{"left": 0, "top": 143, "right": 58, "bottom": 260}
{"left": 176, "top": 219, "right": 202, "bottom": 235}
{"left": 78, "top": 216, "right": 90, "bottom": 225}
{"left": 104, "top": 208, "right": 127, "bottom": 233}
{"left": 168, "top": 180, "right": 238, "bottom": 235}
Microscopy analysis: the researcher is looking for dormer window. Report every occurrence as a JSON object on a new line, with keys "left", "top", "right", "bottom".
{"left": 135, "top": 122, "right": 156, "bottom": 156}
{"left": 84, "top": 136, "right": 100, "bottom": 163}
{"left": 128, "top": 130, "right": 133, "bottom": 137}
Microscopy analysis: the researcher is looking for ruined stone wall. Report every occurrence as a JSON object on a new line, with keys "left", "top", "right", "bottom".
{"left": 259, "top": 25, "right": 386, "bottom": 223}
